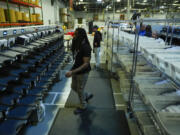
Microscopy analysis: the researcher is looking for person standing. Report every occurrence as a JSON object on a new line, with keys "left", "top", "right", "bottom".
{"left": 145, "top": 25, "right": 152, "bottom": 37}
{"left": 93, "top": 25, "right": 102, "bottom": 69}
{"left": 65, "top": 28, "right": 93, "bottom": 114}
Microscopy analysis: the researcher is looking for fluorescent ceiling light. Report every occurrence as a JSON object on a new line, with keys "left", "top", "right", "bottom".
{"left": 117, "top": 0, "right": 121, "bottom": 2}
{"left": 97, "top": 0, "right": 102, "bottom": 2}
{"left": 160, "top": 6, "right": 165, "bottom": 9}
{"left": 172, "top": 3, "right": 180, "bottom": 6}
{"left": 80, "top": 0, "right": 83, "bottom": 1}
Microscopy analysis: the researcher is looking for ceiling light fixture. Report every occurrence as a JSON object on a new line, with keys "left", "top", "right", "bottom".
{"left": 174, "top": 0, "right": 179, "bottom": 3}
{"left": 117, "top": 0, "right": 121, "bottom": 2}
{"left": 97, "top": 0, "right": 102, "bottom": 2}
{"left": 172, "top": 3, "right": 180, "bottom": 6}
{"left": 160, "top": 6, "right": 165, "bottom": 9}
{"left": 80, "top": 0, "right": 83, "bottom": 1}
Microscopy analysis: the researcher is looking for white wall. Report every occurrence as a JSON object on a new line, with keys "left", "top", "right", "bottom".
{"left": 40, "top": 0, "right": 66, "bottom": 25}
{"left": 41, "top": 0, "right": 55, "bottom": 25}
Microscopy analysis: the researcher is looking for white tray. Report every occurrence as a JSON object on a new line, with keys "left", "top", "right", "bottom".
{"left": 157, "top": 112, "right": 180, "bottom": 135}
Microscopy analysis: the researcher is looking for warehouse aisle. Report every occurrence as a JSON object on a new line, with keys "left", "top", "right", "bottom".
{"left": 49, "top": 69, "right": 131, "bottom": 135}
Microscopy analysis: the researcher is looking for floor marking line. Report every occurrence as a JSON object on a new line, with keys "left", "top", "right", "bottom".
{"left": 44, "top": 103, "right": 65, "bottom": 106}
{"left": 46, "top": 92, "right": 70, "bottom": 94}
{"left": 116, "top": 104, "right": 126, "bottom": 107}
{"left": 113, "top": 93, "right": 122, "bottom": 95}
{"left": 51, "top": 93, "right": 58, "bottom": 104}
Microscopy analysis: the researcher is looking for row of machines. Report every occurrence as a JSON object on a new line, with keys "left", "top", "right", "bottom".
{"left": 0, "top": 26, "right": 69, "bottom": 135}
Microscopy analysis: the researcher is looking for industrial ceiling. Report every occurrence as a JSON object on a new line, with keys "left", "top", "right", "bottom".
{"left": 60, "top": 0, "right": 180, "bottom": 12}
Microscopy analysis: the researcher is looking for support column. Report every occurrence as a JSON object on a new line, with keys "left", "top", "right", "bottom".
{"left": 127, "top": 0, "right": 130, "bottom": 19}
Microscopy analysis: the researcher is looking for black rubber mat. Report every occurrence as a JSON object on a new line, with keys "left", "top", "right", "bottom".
{"left": 49, "top": 108, "right": 131, "bottom": 135}
{"left": 88, "top": 69, "right": 109, "bottom": 78}
{"left": 50, "top": 70, "right": 131, "bottom": 135}
{"left": 65, "top": 71, "right": 114, "bottom": 109}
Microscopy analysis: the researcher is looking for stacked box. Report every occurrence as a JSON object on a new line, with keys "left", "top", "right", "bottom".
{"left": 22, "top": 12, "right": 30, "bottom": 22}
{"left": 0, "top": 8, "right": 6, "bottom": 23}
{"left": 35, "top": 0, "right": 39, "bottom": 6}
{"left": 35, "top": 13, "right": 41, "bottom": 22}
{"left": 30, "top": 14, "right": 37, "bottom": 22}
{"left": 31, "top": 0, "right": 36, "bottom": 4}
{"left": 7, "top": 9, "right": 16, "bottom": 23}
{"left": 15, "top": 11, "right": 23, "bottom": 22}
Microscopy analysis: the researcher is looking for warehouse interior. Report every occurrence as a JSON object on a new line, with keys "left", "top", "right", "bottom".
{"left": 0, "top": 0, "right": 180, "bottom": 135}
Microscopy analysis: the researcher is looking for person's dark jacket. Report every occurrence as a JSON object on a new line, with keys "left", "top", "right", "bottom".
{"left": 93, "top": 31, "right": 102, "bottom": 48}
{"left": 71, "top": 39, "right": 92, "bottom": 74}
{"left": 145, "top": 32, "right": 152, "bottom": 37}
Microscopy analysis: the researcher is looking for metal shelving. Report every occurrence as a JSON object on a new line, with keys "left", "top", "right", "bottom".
{"left": 0, "top": 22, "right": 43, "bottom": 26}
{"left": 0, "top": 0, "right": 42, "bottom": 8}
{"left": 0, "top": 0, "right": 43, "bottom": 27}
{"left": 106, "top": 18, "right": 180, "bottom": 135}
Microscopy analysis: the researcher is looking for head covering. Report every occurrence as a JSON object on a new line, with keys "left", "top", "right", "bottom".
{"left": 93, "top": 25, "right": 98, "bottom": 29}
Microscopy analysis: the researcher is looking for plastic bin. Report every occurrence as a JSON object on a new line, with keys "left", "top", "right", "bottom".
{"left": 148, "top": 96, "right": 180, "bottom": 113}
{"left": 157, "top": 112, "right": 180, "bottom": 135}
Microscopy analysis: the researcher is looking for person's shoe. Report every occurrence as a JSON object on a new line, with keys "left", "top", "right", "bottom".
{"left": 85, "top": 94, "right": 94, "bottom": 103}
{"left": 74, "top": 107, "right": 87, "bottom": 115}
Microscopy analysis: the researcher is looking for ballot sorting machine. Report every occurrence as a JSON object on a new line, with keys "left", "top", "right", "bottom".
{"left": 0, "top": 25, "right": 69, "bottom": 135}
{"left": 105, "top": 18, "right": 180, "bottom": 135}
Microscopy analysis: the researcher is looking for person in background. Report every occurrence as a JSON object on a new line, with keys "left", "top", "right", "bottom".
{"left": 93, "top": 25, "right": 102, "bottom": 69}
{"left": 152, "top": 32, "right": 158, "bottom": 39}
{"left": 66, "top": 28, "right": 93, "bottom": 114}
{"left": 131, "top": 11, "right": 141, "bottom": 26}
{"left": 139, "top": 24, "right": 146, "bottom": 36}
{"left": 145, "top": 25, "right": 152, "bottom": 37}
